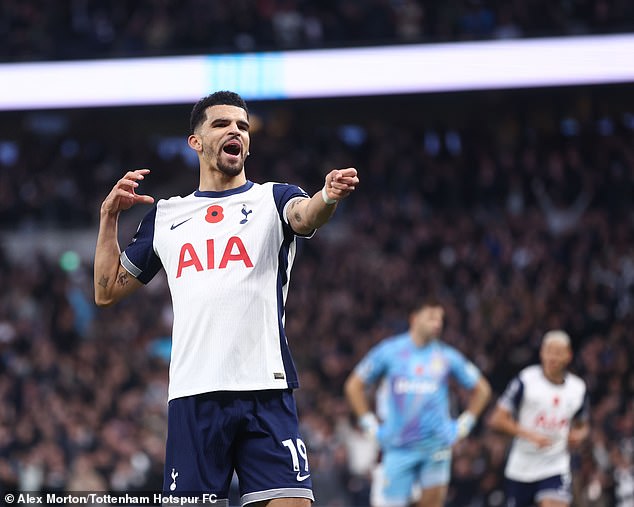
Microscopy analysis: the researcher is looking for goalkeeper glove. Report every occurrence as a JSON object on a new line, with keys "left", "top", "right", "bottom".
{"left": 456, "top": 412, "right": 476, "bottom": 439}
{"left": 358, "top": 412, "right": 379, "bottom": 438}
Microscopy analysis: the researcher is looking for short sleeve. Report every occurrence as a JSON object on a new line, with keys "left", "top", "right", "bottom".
{"left": 120, "top": 206, "right": 163, "bottom": 284}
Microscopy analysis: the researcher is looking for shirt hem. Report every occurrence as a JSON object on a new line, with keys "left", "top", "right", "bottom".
{"left": 168, "top": 382, "right": 299, "bottom": 402}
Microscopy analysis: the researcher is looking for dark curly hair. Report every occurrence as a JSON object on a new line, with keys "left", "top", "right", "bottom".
{"left": 189, "top": 91, "right": 249, "bottom": 134}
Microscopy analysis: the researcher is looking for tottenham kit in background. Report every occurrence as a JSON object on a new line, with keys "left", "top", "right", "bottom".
{"left": 499, "top": 365, "right": 589, "bottom": 482}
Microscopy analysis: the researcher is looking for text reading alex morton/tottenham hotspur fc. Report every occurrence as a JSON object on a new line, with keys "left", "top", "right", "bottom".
{"left": 6, "top": 492, "right": 220, "bottom": 505}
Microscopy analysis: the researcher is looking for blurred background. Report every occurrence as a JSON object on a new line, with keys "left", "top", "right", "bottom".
{"left": 1, "top": 1, "right": 633, "bottom": 506}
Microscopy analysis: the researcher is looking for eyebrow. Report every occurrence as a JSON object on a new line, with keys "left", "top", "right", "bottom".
{"left": 210, "top": 117, "right": 250, "bottom": 128}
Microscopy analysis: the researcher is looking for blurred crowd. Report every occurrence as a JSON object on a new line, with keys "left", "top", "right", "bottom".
{"left": 1, "top": 0, "right": 634, "bottom": 62}
{"left": 2, "top": 1, "right": 634, "bottom": 505}
{"left": 0, "top": 86, "right": 633, "bottom": 506}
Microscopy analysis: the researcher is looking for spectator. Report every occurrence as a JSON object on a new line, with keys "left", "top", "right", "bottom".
{"left": 0, "top": 89, "right": 633, "bottom": 505}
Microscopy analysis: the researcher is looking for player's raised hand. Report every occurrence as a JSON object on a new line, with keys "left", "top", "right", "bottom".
{"left": 324, "top": 167, "right": 359, "bottom": 202}
{"left": 101, "top": 169, "right": 155, "bottom": 216}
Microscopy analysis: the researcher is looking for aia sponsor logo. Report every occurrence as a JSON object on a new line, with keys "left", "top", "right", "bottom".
{"left": 176, "top": 237, "right": 253, "bottom": 277}
{"left": 533, "top": 412, "right": 569, "bottom": 431}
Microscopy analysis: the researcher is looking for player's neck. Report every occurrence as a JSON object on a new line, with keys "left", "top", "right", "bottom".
{"left": 411, "top": 333, "right": 434, "bottom": 347}
{"left": 542, "top": 367, "right": 566, "bottom": 384}
{"left": 199, "top": 170, "right": 247, "bottom": 192}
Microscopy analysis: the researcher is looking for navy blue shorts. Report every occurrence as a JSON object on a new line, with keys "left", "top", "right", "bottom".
{"left": 505, "top": 473, "right": 572, "bottom": 507}
{"left": 164, "top": 389, "right": 314, "bottom": 506}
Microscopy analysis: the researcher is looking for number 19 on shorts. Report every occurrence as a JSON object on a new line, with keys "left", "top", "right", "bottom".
{"left": 282, "top": 438, "right": 310, "bottom": 481}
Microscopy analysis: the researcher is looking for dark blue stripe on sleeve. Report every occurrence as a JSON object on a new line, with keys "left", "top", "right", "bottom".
{"left": 122, "top": 206, "right": 163, "bottom": 284}
{"left": 272, "top": 183, "right": 311, "bottom": 237}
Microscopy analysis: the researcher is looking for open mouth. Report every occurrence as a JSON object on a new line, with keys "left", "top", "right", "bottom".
{"left": 223, "top": 141, "right": 241, "bottom": 156}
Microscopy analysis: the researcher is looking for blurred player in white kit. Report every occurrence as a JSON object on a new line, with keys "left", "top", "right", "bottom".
{"left": 488, "top": 330, "right": 590, "bottom": 507}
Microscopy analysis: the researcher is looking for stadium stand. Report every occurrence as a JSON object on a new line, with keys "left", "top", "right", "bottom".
{"left": 1, "top": 3, "right": 633, "bottom": 506}
{"left": 0, "top": 0, "right": 633, "bottom": 62}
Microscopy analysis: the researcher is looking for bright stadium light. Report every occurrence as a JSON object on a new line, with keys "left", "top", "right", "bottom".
{"left": 0, "top": 34, "right": 633, "bottom": 110}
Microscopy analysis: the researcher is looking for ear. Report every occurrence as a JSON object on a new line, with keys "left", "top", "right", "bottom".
{"left": 188, "top": 134, "right": 202, "bottom": 152}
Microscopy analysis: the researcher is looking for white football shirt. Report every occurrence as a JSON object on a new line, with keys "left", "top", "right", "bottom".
{"left": 121, "top": 180, "right": 311, "bottom": 400}
{"left": 498, "top": 364, "right": 588, "bottom": 481}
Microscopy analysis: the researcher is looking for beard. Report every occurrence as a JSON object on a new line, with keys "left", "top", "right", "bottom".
{"left": 212, "top": 146, "right": 245, "bottom": 177}
{"left": 217, "top": 158, "right": 244, "bottom": 177}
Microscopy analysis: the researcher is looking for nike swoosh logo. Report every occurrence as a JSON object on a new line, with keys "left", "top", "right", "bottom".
{"left": 170, "top": 218, "right": 192, "bottom": 230}
{"left": 296, "top": 472, "right": 311, "bottom": 482}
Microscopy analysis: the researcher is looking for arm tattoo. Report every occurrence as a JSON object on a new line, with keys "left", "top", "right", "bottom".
{"left": 116, "top": 271, "right": 130, "bottom": 287}
{"left": 98, "top": 275, "right": 109, "bottom": 289}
